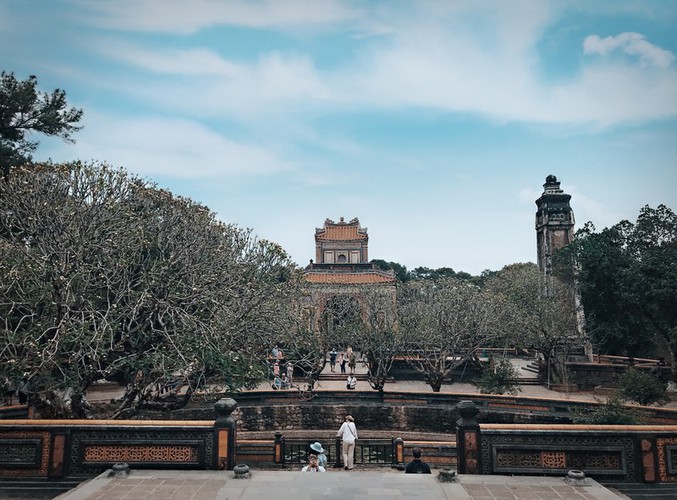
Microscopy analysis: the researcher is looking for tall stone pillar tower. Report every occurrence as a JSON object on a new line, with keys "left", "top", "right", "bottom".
{"left": 535, "top": 175, "right": 575, "bottom": 275}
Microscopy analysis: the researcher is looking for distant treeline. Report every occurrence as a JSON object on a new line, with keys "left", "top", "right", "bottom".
{"left": 370, "top": 259, "right": 497, "bottom": 286}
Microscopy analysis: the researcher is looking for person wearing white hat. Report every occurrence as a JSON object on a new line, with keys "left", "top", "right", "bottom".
{"left": 310, "top": 441, "right": 327, "bottom": 468}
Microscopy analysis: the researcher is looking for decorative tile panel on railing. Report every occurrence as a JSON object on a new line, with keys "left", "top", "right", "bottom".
{"left": 69, "top": 430, "right": 213, "bottom": 475}
{"left": 481, "top": 432, "right": 635, "bottom": 481}
{"left": 0, "top": 431, "right": 51, "bottom": 477}
{"left": 657, "top": 437, "right": 677, "bottom": 482}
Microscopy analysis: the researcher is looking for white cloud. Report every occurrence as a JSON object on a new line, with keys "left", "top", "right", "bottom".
{"left": 40, "top": 112, "right": 291, "bottom": 178}
{"left": 97, "top": 43, "right": 243, "bottom": 77}
{"left": 68, "top": 2, "right": 677, "bottom": 137}
{"left": 337, "top": 6, "right": 677, "bottom": 127}
{"left": 73, "top": 0, "right": 361, "bottom": 34}
{"left": 94, "top": 43, "right": 333, "bottom": 119}
{"left": 584, "top": 32, "right": 675, "bottom": 68}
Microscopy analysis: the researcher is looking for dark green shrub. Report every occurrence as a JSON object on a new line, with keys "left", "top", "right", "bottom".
{"left": 476, "top": 358, "right": 521, "bottom": 395}
{"left": 571, "top": 395, "right": 642, "bottom": 425}
{"left": 618, "top": 368, "right": 668, "bottom": 406}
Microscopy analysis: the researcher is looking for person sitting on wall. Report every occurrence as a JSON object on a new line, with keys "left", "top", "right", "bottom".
{"left": 346, "top": 374, "right": 357, "bottom": 390}
{"left": 404, "top": 447, "right": 431, "bottom": 474}
{"left": 280, "top": 372, "right": 290, "bottom": 389}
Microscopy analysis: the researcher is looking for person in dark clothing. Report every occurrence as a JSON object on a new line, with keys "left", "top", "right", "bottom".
{"left": 329, "top": 349, "right": 337, "bottom": 372}
{"left": 405, "top": 447, "right": 431, "bottom": 474}
{"left": 18, "top": 377, "right": 30, "bottom": 405}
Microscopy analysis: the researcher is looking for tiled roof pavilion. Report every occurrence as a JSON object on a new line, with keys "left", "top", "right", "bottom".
{"left": 304, "top": 271, "right": 396, "bottom": 285}
{"left": 304, "top": 217, "right": 396, "bottom": 285}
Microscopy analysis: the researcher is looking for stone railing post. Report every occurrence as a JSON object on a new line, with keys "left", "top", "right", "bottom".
{"left": 335, "top": 436, "right": 343, "bottom": 468}
{"left": 456, "top": 400, "right": 481, "bottom": 474}
{"left": 274, "top": 432, "right": 284, "bottom": 465}
{"left": 393, "top": 437, "right": 404, "bottom": 466}
{"left": 214, "top": 398, "right": 237, "bottom": 470}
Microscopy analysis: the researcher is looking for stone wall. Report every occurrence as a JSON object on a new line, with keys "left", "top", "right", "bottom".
{"left": 232, "top": 403, "right": 455, "bottom": 433}
{"left": 228, "top": 402, "right": 573, "bottom": 434}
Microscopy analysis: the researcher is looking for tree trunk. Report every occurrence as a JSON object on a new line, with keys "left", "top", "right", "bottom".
{"left": 429, "top": 374, "right": 443, "bottom": 392}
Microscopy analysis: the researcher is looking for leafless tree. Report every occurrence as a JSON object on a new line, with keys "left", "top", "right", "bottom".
{"left": 398, "top": 278, "right": 507, "bottom": 392}
{"left": 484, "top": 263, "right": 583, "bottom": 382}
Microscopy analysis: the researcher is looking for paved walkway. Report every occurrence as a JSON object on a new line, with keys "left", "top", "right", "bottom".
{"left": 57, "top": 469, "right": 625, "bottom": 500}
{"left": 247, "top": 356, "right": 677, "bottom": 408}
{"left": 84, "top": 356, "right": 677, "bottom": 409}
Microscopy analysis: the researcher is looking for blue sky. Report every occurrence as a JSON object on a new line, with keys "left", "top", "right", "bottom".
{"left": 2, "top": 0, "right": 676, "bottom": 274}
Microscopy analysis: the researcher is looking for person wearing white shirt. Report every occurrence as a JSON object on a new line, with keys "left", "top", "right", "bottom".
{"left": 337, "top": 415, "right": 358, "bottom": 470}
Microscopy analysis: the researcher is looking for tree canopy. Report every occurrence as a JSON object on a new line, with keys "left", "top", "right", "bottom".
{"left": 0, "top": 71, "right": 83, "bottom": 176}
{"left": 0, "top": 162, "right": 301, "bottom": 418}
{"left": 398, "top": 278, "right": 508, "bottom": 391}
{"left": 558, "top": 204, "right": 677, "bottom": 378}
{"left": 485, "top": 262, "right": 583, "bottom": 381}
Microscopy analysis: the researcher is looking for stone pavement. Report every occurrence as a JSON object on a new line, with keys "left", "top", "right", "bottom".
{"left": 247, "top": 356, "right": 677, "bottom": 408}
{"left": 57, "top": 469, "right": 626, "bottom": 500}
{"left": 84, "top": 355, "right": 677, "bottom": 409}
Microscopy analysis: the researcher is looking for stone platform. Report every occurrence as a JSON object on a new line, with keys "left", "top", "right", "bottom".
{"left": 57, "top": 469, "right": 625, "bottom": 499}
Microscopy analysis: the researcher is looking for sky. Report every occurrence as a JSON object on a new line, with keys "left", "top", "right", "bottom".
{"left": 1, "top": 0, "right": 676, "bottom": 275}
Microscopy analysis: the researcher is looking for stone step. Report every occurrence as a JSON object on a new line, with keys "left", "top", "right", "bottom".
{"left": 509, "top": 378, "right": 542, "bottom": 385}
{"left": 602, "top": 482, "right": 677, "bottom": 500}
{"left": 0, "top": 477, "right": 87, "bottom": 499}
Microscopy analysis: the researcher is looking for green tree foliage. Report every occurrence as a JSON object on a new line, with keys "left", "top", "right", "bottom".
{"left": 571, "top": 395, "right": 642, "bottom": 425}
{"left": 476, "top": 358, "right": 521, "bottom": 395}
{"left": 370, "top": 259, "right": 411, "bottom": 282}
{"left": 559, "top": 205, "right": 677, "bottom": 377}
{"left": 618, "top": 368, "right": 668, "bottom": 406}
{"left": 411, "top": 266, "right": 468, "bottom": 281}
{"left": 0, "top": 162, "right": 301, "bottom": 418}
{"left": 398, "top": 278, "right": 508, "bottom": 392}
{"left": 0, "top": 72, "right": 83, "bottom": 176}
{"left": 485, "top": 263, "right": 583, "bottom": 381}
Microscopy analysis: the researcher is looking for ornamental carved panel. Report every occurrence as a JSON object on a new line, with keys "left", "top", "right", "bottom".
{"left": 0, "top": 431, "right": 51, "bottom": 477}
{"left": 69, "top": 429, "right": 213, "bottom": 475}
{"left": 83, "top": 444, "right": 197, "bottom": 463}
{"left": 656, "top": 438, "right": 677, "bottom": 482}
{"left": 482, "top": 432, "right": 635, "bottom": 482}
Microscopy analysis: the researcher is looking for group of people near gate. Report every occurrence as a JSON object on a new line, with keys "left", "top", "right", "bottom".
{"left": 329, "top": 346, "right": 358, "bottom": 390}
{"left": 2, "top": 375, "right": 31, "bottom": 406}
{"left": 301, "top": 414, "right": 431, "bottom": 474}
{"left": 270, "top": 346, "right": 360, "bottom": 391}
{"left": 269, "top": 346, "right": 294, "bottom": 390}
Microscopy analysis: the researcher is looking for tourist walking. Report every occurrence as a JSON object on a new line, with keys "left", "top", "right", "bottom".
{"left": 337, "top": 415, "right": 358, "bottom": 470}
{"left": 286, "top": 362, "right": 294, "bottom": 385}
{"left": 2, "top": 378, "right": 16, "bottom": 406}
{"left": 339, "top": 352, "right": 346, "bottom": 374}
{"left": 348, "top": 349, "right": 356, "bottom": 374}
{"left": 17, "top": 376, "right": 30, "bottom": 405}
{"left": 329, "top": 348, "right": 337, "bottom": 372}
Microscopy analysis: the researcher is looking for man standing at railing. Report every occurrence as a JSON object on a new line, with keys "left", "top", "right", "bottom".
{"left": 337, "top": 415, "right": 358, "bottom": 470}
